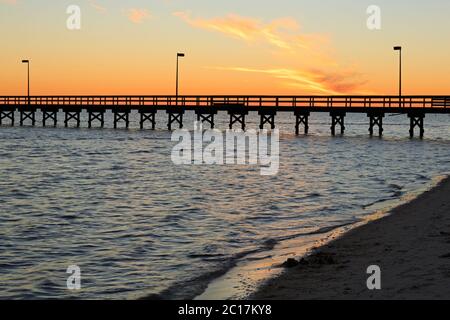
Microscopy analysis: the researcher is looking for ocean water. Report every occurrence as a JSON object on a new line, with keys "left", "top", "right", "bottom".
{"left": 0, "top": 111, "right": 449, "bottom": 299}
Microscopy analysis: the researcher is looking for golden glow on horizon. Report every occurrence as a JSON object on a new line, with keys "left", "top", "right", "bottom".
{"left": 1, "top": 1, "right": 450, "bottom": 95}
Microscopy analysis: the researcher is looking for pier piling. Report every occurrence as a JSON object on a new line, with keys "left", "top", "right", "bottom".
{"left": 228, "top": 112, "right": 247, "bottom": 130}
{"left": 368, "top": 112, "right": 385, "bottom": 136}
{"left": 223, "top": 103, "right": 248, "bottom": 130}
{"left": 139, "top": 110, "right": 156, "bottom": 130}
{"left": 42, "top": 107, "right": 59, "bottom": 127}
{"left": 408, "top": 112, "right": 425, "bottom": 138}
{"left": 19, "top": 107, "right": 36, "bottom": 126}
{"left": 0, "top": 108, "right": 15, "bottom": 126}
{"left": 88, "top": 108, "right": 105, "bottom": 128}
{"left": 295, "top": 110, "right": 310, "bottom": 135}
{"left": 258, "top": 109, "right": 276, "bottom": 129}
{"left": 195, "top": 109, "right": 217, "bottom": 129}
{"left": 167, "top": 109, "right": 184, "bottom": 130}
{"left": 113, "top": 109, "right": 131, "bottom": 129}
{"left": 330, "top": 111, "right": 346, "bottom": 136}
{"left": 63, "top": 108, "right": 81, "bottom": 128}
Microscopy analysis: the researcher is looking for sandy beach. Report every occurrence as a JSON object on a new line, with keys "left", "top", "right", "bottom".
{"left": 252, "top": 176, "right": 450, "bottom": 300}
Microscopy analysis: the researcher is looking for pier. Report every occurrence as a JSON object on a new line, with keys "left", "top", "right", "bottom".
{"left": 1, "top": 95, "right": 450, "bottom": 137}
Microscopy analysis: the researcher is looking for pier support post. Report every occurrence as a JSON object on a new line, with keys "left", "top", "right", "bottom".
{"left": 228, "top": 111, "right": 248, "bottom": 130}
{"left": 64, "top": 111, "right": 81, "bottom": 128}
{"left": 330, "top": 111, "right": 346, "bottom": 136}
{"left": 167, "top": 109, "right": 185, "bottom": 130}
{"left": 139, "top": 110, "right": 156, "bottom": 130}
{"left": 367, "top": 112, "right": 384, "bottom": 137}
{"left": 0, "top": 109, "right": 15, "bottom": 126}
{"left": 88, "top": 109, "right": 105, "bottom": 128}
{"left": 195, "top": 109, "right": 217, "bottom": 129}
{"left": 42, "top": 108, "right": 58, "bottom": 127}
{"left": 294, "top": 110, "right": 310, "bottom": 135}
{"left": 113, "top": 109, "right": 131, "bottom": 129}
{"left": 408, "top": 112, "right": 425, "bottom": 138}
{"left": 258, "top": 109, "right": 276, "bottom": 130}
{"left": 19, "top": 108, "right": 36, "bottom": 126}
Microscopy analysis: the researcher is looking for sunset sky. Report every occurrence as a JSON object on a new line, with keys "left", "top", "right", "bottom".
{"left": 1, "top": 0, "right": 450, "bottom": 95}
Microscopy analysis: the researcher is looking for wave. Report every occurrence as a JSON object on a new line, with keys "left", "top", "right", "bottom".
{"left": 139, "top": 220, "right": 356, "bottom": 300}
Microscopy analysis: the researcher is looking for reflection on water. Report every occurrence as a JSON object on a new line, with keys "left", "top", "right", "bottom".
{"left": 0, "top": 111, "right": 449, "bottom": 299}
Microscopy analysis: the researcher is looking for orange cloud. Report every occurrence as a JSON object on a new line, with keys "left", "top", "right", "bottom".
{"left": 173, "top": 12, "right": 327, "bottom": 52}
{"left": 176, "top": 12, "right": 369, "bottom": 94}
{"left": 211, "top": 67, "right": 368, "bottom": 95}
{"left": 126, "top": 8, "right": 151, "bottom": 24}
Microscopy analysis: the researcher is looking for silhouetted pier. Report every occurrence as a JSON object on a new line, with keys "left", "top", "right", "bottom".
{"left": 1, "top": 95, "right": 450, "bottom": 137}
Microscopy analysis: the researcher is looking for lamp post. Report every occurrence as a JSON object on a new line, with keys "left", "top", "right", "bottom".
{"left": 393, "top": 46, "right": 402, "bottom": 105}
{"left": 22, "top": 59, "right": 30, "bottom": 104}
{"left": 176, "top": 53, "right": 185, "bottom": 98}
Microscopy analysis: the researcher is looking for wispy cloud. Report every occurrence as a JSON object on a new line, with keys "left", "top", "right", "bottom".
{"left": 210, "top": 66, "right": 367, "bottom": 95}
{"left": 88, "top": 0, "right": 107, "bottom": 13}
{"left": 173, "top": 12, "right": 327, "bottom": 52}
{"left": 126, "top": 8, "right": 151, "bottom": 24}
{"left": 176, "top": 11, "right": 368, "bottom": 94}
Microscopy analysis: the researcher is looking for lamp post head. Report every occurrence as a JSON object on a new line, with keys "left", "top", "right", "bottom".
{"left": 22, "top": 60, "right": 29, "bottom": 63}
{"left": 393, "top": 46, "right": 402, "bottom": 51}
{"left": 177, "top": 53, "right": 185, "bottom": 57}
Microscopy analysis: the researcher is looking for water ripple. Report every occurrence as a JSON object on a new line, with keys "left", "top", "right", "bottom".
{"left": 0, "top": 112, "right": 449, "bottom": 299}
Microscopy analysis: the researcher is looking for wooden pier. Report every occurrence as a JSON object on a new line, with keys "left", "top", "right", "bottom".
{"left": 1, "top": 95, "right": 450, "bottom": 137}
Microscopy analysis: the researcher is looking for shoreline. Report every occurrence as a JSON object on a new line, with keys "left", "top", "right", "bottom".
{"left": 251, "top": 175, "right": 450, "bottom": 300}
{"left": 196, "top": 175, "right": 447, "bottom": 300}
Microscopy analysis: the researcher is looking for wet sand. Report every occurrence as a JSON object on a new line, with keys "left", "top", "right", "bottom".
{"left": 252, "top": 176, "right": 450, "bottom": 300}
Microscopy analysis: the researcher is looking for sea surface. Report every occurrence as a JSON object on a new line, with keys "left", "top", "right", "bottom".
{"left": 0, "top": 111, "right": 449, "bottom": 299}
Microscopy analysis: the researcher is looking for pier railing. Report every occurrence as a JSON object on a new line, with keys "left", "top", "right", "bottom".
{"left": 1, "top": 95, "right": 449, "bottom": 109}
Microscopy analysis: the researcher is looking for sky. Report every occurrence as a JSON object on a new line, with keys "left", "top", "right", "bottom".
{"left": 1, "top": 0, "right": 450, "bottom": 95}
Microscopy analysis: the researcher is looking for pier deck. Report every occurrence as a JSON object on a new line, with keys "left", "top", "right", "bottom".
{"left": 1, "top": 95, "right": 449, "bottom": 137}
